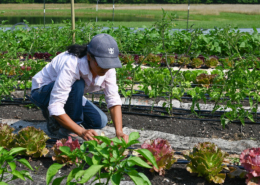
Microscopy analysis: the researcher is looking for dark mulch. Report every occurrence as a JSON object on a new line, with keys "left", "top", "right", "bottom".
{"left": 0, "top": 104, "right": 259, "bottom": 141}
{"left": 0, "top": 104, "right": 255, "bottom": 185}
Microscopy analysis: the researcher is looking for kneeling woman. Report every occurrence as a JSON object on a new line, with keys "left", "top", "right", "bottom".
{"left": 30, "top": 33, "right": 128, "bottom": 142}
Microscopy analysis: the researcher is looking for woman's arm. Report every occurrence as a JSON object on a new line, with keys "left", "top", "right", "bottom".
{"left": 53, "top": 114, "right": 98, "bottom": 141}
{"left": 109, "top": 105, "right": 129, "bottom": 143}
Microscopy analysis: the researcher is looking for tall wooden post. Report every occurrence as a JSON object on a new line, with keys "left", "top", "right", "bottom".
{"left": 44, "top": 0, "right": 46, "bottom": 28}
{"left": 71, "top": 0, "right": 75, "bottom": 44}
{"left": 186, "top": 0, "right": 190, "bottom": 30}
{"left": 112, "top": 0, "right": 115, "bottom": 22}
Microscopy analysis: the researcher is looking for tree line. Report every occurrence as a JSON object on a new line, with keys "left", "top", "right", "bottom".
{"left": 1, "top": 0, "right": 259, "bottom": 3}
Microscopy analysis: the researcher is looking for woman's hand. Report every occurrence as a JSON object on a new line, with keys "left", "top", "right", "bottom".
{"left": 81, "top": 129, "right": 98, "bottom": 141}
{"left": 116, "top": 130, "right": 129, "bottom": 143}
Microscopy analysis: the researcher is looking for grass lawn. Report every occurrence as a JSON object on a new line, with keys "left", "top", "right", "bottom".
{"left": 1, "top": 4, "right": 260, "bottom": 28}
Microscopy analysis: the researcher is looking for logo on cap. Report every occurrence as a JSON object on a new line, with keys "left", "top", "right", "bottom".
{"left": 108, "top": 48, "right": 114, "bottom": 54}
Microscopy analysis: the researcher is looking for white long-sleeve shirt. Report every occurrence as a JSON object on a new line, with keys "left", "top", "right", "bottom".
{"left": 31, "top": 52, "right": 122, "bottom": 116}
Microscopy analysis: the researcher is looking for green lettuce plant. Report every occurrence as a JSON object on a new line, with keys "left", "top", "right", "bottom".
{"left": 167, "top": 55, "right": 176, "bottom": 66}
{"left": 141, "top": 138, "right": 176, "bottom": 176}
{"left": 14, "top": 126, "right": 50, "bottom": 158}
{"left": 177, "top": 56, "right": 191, "bottom": 67}
{"left": 46, "top": 132, "right": 158, "bottom": 185}
{"left": 205, "top": 57, "right": 219, "bottom": 68}
{"left": 219, "top": 57, "right": 234, "bottom": 68}
{"left": 184, "top": 142, "right": 229, "bottom": 184}
{"left": 191, "top": 58, "right": 204, "bottom": 68}
{"left": 0, "top": 147, "right": 34, "bottom": 183}
{"left": 146, "top": 53, "right": 161, "bottom": 64}
{"left": 0, "top": 123, "right": 16, "bottom": 149}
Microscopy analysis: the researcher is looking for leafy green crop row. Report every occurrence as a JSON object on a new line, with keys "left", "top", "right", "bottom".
{"left": 1, "top": 19, "right": 260, "bottom": 58}
{"left": 1, "top": 55, "right": 260, "bottom": 128}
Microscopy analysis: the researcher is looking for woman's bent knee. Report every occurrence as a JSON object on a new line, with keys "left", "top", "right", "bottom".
{"left": 100, "top": 112, "right": 108, "bottom": 129}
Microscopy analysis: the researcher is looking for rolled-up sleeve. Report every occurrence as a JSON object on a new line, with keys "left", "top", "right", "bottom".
{"left": 48, "top": 56, "right": 80, "bottom": 116}
{"left": 104, "top": 69, "right": 122, "bottom": 109}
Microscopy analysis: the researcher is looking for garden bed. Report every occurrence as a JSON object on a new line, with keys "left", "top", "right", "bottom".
{"left": 10, "top": 157, "right": 246, "bottom": 185}
{"left": 0, "top": 104, "right": 259, "bottom": 142}
{"left": 0, "top": 104, "right": 258, "bottom": 184}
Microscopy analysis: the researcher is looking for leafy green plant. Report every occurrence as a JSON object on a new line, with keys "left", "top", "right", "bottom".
{"left": 23, "top": 103, "right": 39, "bottom": 109}
{"left": 177, "top": 56, "right": 191, "bottom": 67}
{"left": 141, "top": 138, "right": 176, "bottom": 176}
{"left": 219, "top": 57, "right": 234, "bottom": 68}
{"left": 184, "top": 142, "right": 229, "bottom": 184}
{"left": 138, "top": 55, "right": 148, "bottom": 65}
{"left": 191, "top": 58, "right": 204, "bottom": 68}
{"left": 205, "top": 57, "right": 219, "bottom": 68}
{"left": 51, "top": 136, "right": 80, "bottom": 164}
{"left": 46, "top": 132, "right": 158, "bottom": 185}
{"left": 146, "top": 53, "right": 161, "bottom": 65}
{"left": 229, "top": 157, "right": 240, "bottom": 165}
{"left": 14, "top": 126, "right": 50, "bottom": 158}
{"left": 0, "top": 147, "right": 34, "bottom": 183}
{"left": 163, "top": 55, "right": 175, "bottom": 66}
{"left": 0, "top": 123, "right": 16, "bottom": 149}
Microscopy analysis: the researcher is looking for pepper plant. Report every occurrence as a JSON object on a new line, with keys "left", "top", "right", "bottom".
{"left": 0, "top": 147, "right": 34, "bottom": 184}
{"left": 46, "top": 132, "right": 158, "bottom": 185}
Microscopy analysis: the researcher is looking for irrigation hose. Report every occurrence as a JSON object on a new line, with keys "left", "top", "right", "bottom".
{"left": 1, "top": 101, "right": 259, "bottom": 123}
{"left": 100, "top": 108, "right": 260, "bottom": 124}
{"left": 3, "top": 97, "right": 260, "bottom": 116}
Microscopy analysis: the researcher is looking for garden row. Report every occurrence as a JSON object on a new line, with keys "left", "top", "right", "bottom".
{"left": 0, "top": 20, "right": 260, "bottom": 58}
{"left": 1, "top": 55, "right": 260, "bottom": 127}
{"left": 1, "top": 52, "right": 260, "bottom": 69}
{"left": 0, "top": 123, "right": 259, "bottom": 185}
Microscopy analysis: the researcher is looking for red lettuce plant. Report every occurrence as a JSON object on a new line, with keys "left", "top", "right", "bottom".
{"left": 184, "top": 142, "right": 228, "bottom": 184}
{"left": 138, "top": 55, "right": 148, "bottom": 65}
{"left": 141, "top": 138, "right": 176, "bottom": 176}
{"left": 240, "top": 148, "right": 260, "bottom": 185}
{"left": 119, "top": 53, "right": 134, "bottom": 64}
{"left": 0, "top": 123, "right": 16, "bottom": 149}
{"left": 196, "top": 73, "right": 217, "bottom": 89}
{"left": 51, "top": 136, "right": 80, "bottom": 164}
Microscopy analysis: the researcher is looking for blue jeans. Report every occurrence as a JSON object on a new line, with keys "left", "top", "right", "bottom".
{"left": 29, "top": 78, "right": 107, "bottom": 129}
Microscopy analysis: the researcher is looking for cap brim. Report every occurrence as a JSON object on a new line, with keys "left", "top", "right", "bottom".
{"left": 95, "top": 56, "right": 122, "bottom": 69}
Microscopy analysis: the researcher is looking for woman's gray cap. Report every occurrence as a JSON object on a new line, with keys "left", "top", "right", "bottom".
{"left": 88, "top": 33, "right": 122, "bottom": 69}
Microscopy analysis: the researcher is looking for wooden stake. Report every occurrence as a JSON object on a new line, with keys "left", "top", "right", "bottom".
{"left": 71, "top": 0, "right": 75, "bottom": 44}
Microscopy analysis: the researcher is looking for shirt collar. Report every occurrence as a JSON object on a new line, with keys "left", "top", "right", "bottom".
{"left": 79, "top": 56, "right": 106, "bottom": 86}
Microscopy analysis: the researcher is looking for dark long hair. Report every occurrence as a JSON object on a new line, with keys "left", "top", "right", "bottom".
{"left": 67, "top": 44, "right": 88, "bottom": 58}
